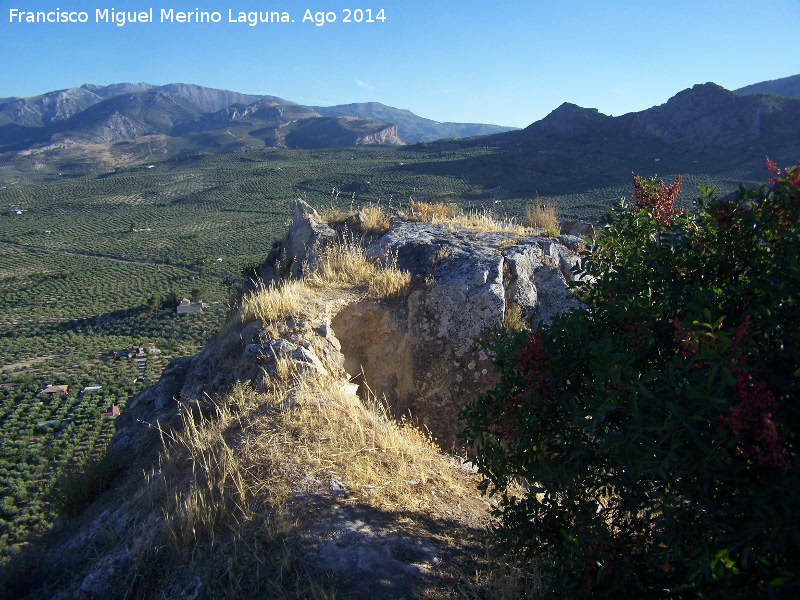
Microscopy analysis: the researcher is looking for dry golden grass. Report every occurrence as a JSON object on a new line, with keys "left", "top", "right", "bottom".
{"left": 358, "top": 204, "right": 391, "bottom": 235}
{"left": 319, "top": 205, "right": 351, "bottom": 224}
{"left": 498, "top": 237, "right": 525, "bottom": 250}
{"left": 141, "top": 368, "right": 535, "bottom": 598}
{"left": 447, "top": 210, "right": 527, "bottom": 234}
{"left": 309, "top": 242, "right": 411, "bottom": 298}
{"left": 307, "top": 242, "right": 374, "bottom": 287}
{"left": 409, "top": 200, "right": 528, "bottom": 235}
{"left": 151, "top": 363, "right": 473, "bottom": 549}
{"left": 368, "top": 261, "right": 411, "bottom": 298}
{"left": 234, "top": 278, "right": 307, "bottom": 329}
{"left": 232, "top": 240, "right": 411, "bottom": 330}
{"left": 318, "top": 188, "right": 351, "bottom": 223}
{"left": 524, "top": 203, "right": 560, "bottom": 237}
{"left": 409, "top": 198, "right": 460, "bottom": 221}
{"left": 319, "top": 201, "right": 389, "bottom": 235}
{"left": 277, "top": 375, "right": 460, "bottom": 508}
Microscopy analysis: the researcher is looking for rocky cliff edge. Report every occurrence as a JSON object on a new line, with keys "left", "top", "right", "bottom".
{"left": 112, "top": 199, "right": 589, "bottom": 455}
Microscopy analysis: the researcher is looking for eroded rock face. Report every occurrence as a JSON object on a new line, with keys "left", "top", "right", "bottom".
{"left": 113, "top": 200, "right": 588, "bottom": 454}
{"left": 345, "top": 218, "right": 586, "bottom": 448}
{"left": 274, "top": 198, "right": 337, "bottom": 278}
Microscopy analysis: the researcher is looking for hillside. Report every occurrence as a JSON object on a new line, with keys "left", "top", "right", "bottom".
{"left": 283, "top": 116, "right": 403, "bottom": 148}
{"left": 736, "top": 73, "right": 800, "bottom": 99}
{"left": 502, "top": 82, "right": 800, "bottom": 150}
{"left": 0, "top": 87, "right": 102, "bottom": 128}
{"left": 314, "top": 102, "right": 515, "bottom": 142}
{"left": 460, "top": 82, "right": 800, "bottom": 181}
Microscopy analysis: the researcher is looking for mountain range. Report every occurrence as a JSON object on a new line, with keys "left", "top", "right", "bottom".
{"left": 505, "top": 82, "right": 800, "bottom": 153}
{"left": 0, "top": 82, "right": 514, "bottom": 157}
{"left": 0, "top": 74, "right": 798, "bottom": 169}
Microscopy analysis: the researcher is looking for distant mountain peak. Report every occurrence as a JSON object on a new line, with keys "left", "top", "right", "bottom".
{"left": 530, "top": 102, "right": 611, "bottom": 136}
{"left": 629, "top": 81, "right": 800, "bottom": 148}
{"left": 664, "top": 82, "right": 733, "bottom": 104}
{"left": 79, "top": 82, "right": 156, "bottom": 98}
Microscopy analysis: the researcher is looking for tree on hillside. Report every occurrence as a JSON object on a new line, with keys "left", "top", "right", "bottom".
{"left": 163, "top": 290, "right": 180, "bottom": 308}
{"left": 146, "top": 292, "right": 163, "bottom": 313}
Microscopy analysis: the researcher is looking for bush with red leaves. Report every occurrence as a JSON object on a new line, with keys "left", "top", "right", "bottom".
{"left": 461, "top": 160, "right": 799, "bottom": 598}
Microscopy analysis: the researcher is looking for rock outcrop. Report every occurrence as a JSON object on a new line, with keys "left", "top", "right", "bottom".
{"left": 559, "top": 219, "right": 595, "bottom": 238}
{"left": 355, "top": 124, "right": 403, "bottom": 145}
{"left": 113, "top": 200, "right": 587, "bottom": 453}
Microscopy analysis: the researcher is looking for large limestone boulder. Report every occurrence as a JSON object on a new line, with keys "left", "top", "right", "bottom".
{"left": 348, "top": 219, "right": 584, "bottom": 448}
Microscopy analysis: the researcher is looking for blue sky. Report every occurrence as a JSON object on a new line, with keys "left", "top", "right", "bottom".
{"left": 1, "top": 0, "right": 799, "bottom": 127}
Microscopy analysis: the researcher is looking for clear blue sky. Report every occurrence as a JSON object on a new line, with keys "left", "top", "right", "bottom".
{"left": 1, "top": 0, "right": 799, "bottom": 127}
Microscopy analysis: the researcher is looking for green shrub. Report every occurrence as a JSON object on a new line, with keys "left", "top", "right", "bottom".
{"left": 460, "top": 161, "right": 800, "bottom": 598}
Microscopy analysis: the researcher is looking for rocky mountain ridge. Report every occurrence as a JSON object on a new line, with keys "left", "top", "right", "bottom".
{"left": 313, "top": 101, "right": 515, "bottom": 142}
{"left": 517, "top": 82, "right": 800, "bottom": 151}
{"left": 3, "top": 76, "right": 798, "bottom": 189}
{"left": 0, "top": 83, "right": 512, "bottom": 156}
{"left": 0, "top": 87, "right": 401, "bottom": 154}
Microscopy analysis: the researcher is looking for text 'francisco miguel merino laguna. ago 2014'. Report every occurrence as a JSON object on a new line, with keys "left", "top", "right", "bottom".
{"left": 8, "top": 8, "right": 387, "bottom": 27}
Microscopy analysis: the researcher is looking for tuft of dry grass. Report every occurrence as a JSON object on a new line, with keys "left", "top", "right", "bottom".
{"left": 276, "top": 374, "right": 458, "bottom": 508}
{"left": 449, "top": 210, "right": 527, "bottom": 234}
{"left": 320, "top": 200, "right": 390, "bottom": 236}
{"left": 308, "top": 241, "right": 410, "bottom": 298}
{"left": 409, "top": 198, "right": 460, "bottom": 222}
{"left": 234, "top": 278, "right": 307, "bottom": 329}
{"left": 318, "top": 188, "right": 351, "bottom": 223}
{"left": 498, "top": 237, "right": 525, "bottom": 250}
{"left": 358, "top": 204, "right": 391, "bottom": 235}
{"left": 307, "top": 242, "right": 375, "bottom": 287}
{"left": 524, "top": 203, "right": 560, "bottom": 237}
{"left": 231, "top": 240, "right": 410, "bottom": 331}
{"left": 409, "top": 199, "right": 529, "bottom": 235}
{"left": 368, "top": 264, "right": 411, "bottom": 298}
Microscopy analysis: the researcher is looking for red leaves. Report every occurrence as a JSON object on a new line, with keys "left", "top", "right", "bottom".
{"left": 719, "top": 371, "right": 788, "bottom": 469}
{"left": 630, "top": 173, "right": 683, "bottom": 225}
{"left": 674, "top": 314, "right": 788, "bottom": 469}
{"left": 762, "top": 157, "right": 800, "bottom": 235}
{"left": 765, "top": 155, "right": 800, "bottom": 190}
